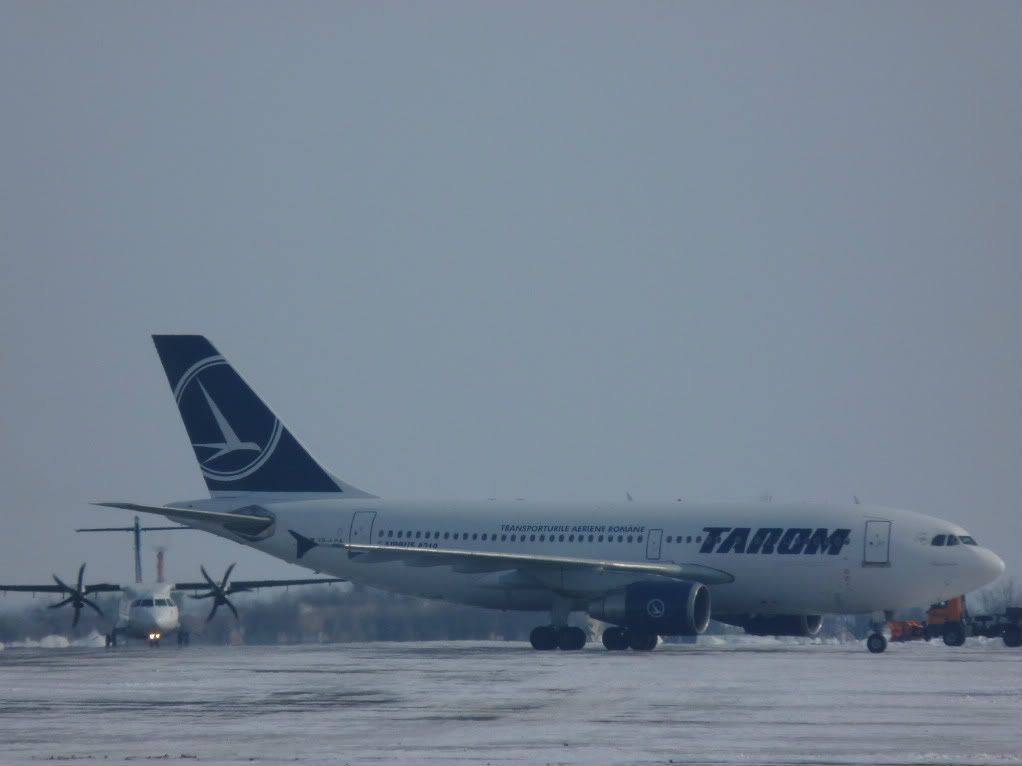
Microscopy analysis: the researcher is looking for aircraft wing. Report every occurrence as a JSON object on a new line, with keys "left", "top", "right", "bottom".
{"left": 173, "top": 577, "right": 346, "bottom": 593}
{"left": 292, "top": 533, "right": 733, "bottom": 585}
{"left": 0, "top": 583, "right": 122, "bottom": 594}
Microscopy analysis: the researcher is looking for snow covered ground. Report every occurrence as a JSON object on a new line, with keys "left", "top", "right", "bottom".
{"left": 1, "top": 638, "right": 1019, "bottom": 765}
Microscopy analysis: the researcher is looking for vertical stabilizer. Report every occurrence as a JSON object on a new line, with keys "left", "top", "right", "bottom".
{"left": 151, "top": 335, "right": 374, "bottom": 497}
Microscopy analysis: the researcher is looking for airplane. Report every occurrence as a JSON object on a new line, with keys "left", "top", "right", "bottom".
{"left": 93, "top": 334, "right": 1005, "bottom": 653}
{"left": 0, "top": 561, "right": 345, "bottom": 646}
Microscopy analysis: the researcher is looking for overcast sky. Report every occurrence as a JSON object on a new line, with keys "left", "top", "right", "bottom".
{"left": 1, "top": 2, "right": 1018, "bottom": 601}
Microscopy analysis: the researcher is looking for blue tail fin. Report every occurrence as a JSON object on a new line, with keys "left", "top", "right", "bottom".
{"left": 152, "top": 335, "right": 374, "bottom": 497}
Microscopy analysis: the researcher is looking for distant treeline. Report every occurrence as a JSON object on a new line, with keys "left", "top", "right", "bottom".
{"left": 1, "top": 577, "right": 1016, "bottom": 645}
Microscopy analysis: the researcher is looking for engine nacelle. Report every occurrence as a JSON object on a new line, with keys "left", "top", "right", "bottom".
{"left": 741, "top": 614, "right": 823, "bottom": 637}
{"left": 588, "top": 581, "right": 711, "bottom": 636}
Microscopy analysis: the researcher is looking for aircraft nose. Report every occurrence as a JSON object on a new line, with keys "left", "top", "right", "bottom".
{"left": 980, "top": 548, "right": 1006, "bottom": 582}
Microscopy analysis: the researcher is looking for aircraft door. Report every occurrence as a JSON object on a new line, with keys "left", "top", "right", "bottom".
{"left": 348, "top": 511, "right": 377, "bottom": 545}
{"left": 863, "top": 520, "right": 891, "bottom": 566}
{"left": 646, "top": 529, "right": 663, "bottom": 560}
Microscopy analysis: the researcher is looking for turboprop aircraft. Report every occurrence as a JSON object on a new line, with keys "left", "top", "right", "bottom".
{"left": 0, "top": 562, "right": 344, "bottom": 646}
{"left": 96, "top": 335, "right": 1005, "bottom": 653}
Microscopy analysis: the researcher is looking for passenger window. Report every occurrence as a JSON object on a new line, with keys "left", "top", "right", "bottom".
{"left": 931, "top": 535, "right": 946, "bottom": 546}
{"left": 501, "top": 534, "right": 507, "bottom": 541}
{"left": 558, "top": 534, "right": 565, "bottom": 542}
{"left": 443, "top": 532, "right": 450, "bottom": 539}
{"left": 588, "top": 535, "right": 594, "bottom": 542}
{"left": 539, "top": 535, "right": 546, "bottom": 542}
{"left": 687, "top": 536, "right": 692, "bottom": 543}
{"left": 598, "top": 535, "right": 604, "bottom": 542}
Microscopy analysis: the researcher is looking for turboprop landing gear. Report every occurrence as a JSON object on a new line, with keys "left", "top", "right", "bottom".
{"left": 177, "top": 631, "right": 190, "bottom": 647}
{"left": 104, "top": 631, "right": 117, "bottom": 648}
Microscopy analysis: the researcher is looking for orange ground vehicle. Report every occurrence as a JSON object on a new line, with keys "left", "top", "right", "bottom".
{"left": 888, "top": 596, "right": 1021, "bottom": 648}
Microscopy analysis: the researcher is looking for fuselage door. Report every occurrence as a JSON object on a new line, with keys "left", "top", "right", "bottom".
{"left": 646, "top": 528, "right": 663, "bottom": 561}
{"left": 863, "top": 520, "right": 892, "bottom": 566}
{"left": 348, "top": 511, "right": 377, "bottom": 546}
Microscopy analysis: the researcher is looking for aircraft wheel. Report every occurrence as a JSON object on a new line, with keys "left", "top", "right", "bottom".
{"left": 628, "top": 631, "right": 658, "bottom": 651}
{"left": 529, "top": 625, "right": 558, "bottom": 651}
{"left": 942, "top": 622, "right": 966, "bottom": 647}
{"left": 602, "top": 627, "right": 629, "bottom": 651}
{"left": 866, "top": 633, "right": 887, "bottom": 654}
{"left": 557, "top": 626, "right": 586, "bottom": 651}
{"left": 105, "top": 633, "right": 117, "bottom": 648}
{"left": 1001, "top": 626, "right": 1020, "bottom": 648}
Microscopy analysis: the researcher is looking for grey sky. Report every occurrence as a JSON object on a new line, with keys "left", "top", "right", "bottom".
{"left": 1, "top": 2, "right": 1019, "bottom": 596}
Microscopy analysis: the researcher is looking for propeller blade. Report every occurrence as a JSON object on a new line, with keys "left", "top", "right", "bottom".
{"left": 205, "top": 602, "right": 220, "bottom": 623}
{"left": 224, "top": 598, "right": 240, "bottom": 622}
{"left": 200, "top": 565, "right": 217, "bottom": 590}
{"left": 52, "top": 575, "right": 70, "bottom": 592}
{"left": 49, "top": 596, "right": 74, "bottom": 609}
{"left": 220, "top": 563, "right": 236, "bottom": 591}
{"left": 71, "top": 605, "right": 82, "bottom": 628}
{"left": 76, "top": 563, "right": 86, "bottom": 593}
{"left": 82, "top": 598, "right": 104, "bottom": 617}
{"left": 188, "top": 592, "right": 216, "bottom": 600}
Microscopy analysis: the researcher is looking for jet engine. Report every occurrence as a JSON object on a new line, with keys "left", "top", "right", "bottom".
{"left": 739, "top": 614, "right": 823, "bottom": 637}
{"left": 588, "top": 581, "right": 711, "bottom": 636}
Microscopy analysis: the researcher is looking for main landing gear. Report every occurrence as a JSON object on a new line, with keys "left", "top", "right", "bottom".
{"left": 530, "top": 625, "right": 587, "bottom": 651}
{"left": 602, "top": 626, "right": 657, "bottom": 651}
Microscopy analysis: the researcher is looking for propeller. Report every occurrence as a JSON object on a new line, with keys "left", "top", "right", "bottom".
{"left": 189, "top": 563, "right": 249, "bottom": 623}
{"left": 50, "top": 563, "right": 105, "bottom": 628}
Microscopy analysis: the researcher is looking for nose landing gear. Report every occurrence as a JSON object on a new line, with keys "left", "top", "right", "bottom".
{"left": 866, "top": 633, "right": 888, "bottom": 654}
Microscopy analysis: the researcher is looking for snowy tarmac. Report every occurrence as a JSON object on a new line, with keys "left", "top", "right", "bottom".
{"left": 1, "top": 638, "right": 1019, "bottom": 766}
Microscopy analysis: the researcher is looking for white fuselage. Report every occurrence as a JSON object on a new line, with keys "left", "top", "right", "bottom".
{"left": 175, "top": 497, "right": 1005, "bottom": 619}
{"left": 117, "top": 584, "right": 180, "bottom": 639}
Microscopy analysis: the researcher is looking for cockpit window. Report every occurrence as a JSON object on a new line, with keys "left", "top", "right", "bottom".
{"left": 946, "top": 535, "right": 960, "bottom": 546}
{"left": 931, "top": 535, "right": 946, "bottom": 546}
{"left": 141, "top": 598, "right": 155, "bottom": 607}
{"left": 959, "top": 536, "right": 977, "bottom": 545}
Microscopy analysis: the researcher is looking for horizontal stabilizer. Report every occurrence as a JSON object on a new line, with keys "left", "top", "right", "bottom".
{"left": 94, "top": 502, "right": 273, "bottom": 536}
